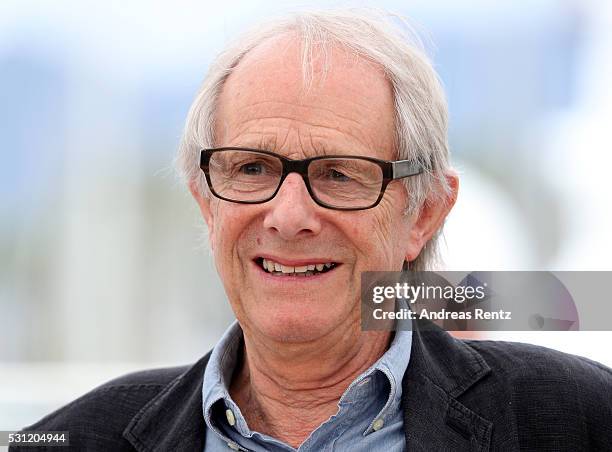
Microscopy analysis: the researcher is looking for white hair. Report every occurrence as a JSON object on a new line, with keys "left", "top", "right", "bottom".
{"left": 176, "top": 9, "right": 454, "bottom": 270}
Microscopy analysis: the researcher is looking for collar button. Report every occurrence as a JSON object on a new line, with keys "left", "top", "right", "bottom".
{"left": 226, "top": 408, "right": 236, "bottom": 426}
{"left": 373, "top": 418, "right": 384, "bottom": 431}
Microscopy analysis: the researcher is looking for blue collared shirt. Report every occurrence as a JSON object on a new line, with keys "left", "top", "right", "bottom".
{"left": 202, "top": 321, "right": 412, "bottom": 451}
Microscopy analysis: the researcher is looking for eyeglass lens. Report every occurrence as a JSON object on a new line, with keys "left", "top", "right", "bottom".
{"left": 207, "top": 150, "right": 384, "bottom": 209}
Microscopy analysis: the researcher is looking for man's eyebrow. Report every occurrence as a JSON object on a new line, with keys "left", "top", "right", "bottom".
{"left": 235, "top": 135, "right": 278, "bottom": 151}
{"left": 234, "top": 135, "right": 350, "bottom": 158}
{"left": 309, "top": 140, "right": 332, "bottom": 156}
{"left": 308, "top": 139, "right": 367, "bottom": 157}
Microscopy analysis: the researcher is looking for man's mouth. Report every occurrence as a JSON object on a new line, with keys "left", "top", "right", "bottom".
{"left": 255, "top": 257, "right": 338, "bottom": 277}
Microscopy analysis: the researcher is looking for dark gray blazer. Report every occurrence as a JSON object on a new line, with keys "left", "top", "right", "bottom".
{"left": 13, "top": 322, "right": 612, "bottom": 451}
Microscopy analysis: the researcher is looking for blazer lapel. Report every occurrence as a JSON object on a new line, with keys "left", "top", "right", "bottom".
{"left": 403, "top": 321, "right": 493, "bottom": 451}
{"left": 123, "top": 353, "right": 211, "bottom": 452}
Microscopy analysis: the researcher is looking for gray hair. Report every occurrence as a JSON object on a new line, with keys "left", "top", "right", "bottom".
{"left": 176, "top": 9, "right": 453, "bottom": 270}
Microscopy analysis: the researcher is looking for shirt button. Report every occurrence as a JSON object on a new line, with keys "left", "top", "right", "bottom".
{"left": 227, "top": 441, "right": 240, "bottom": 450}
{"left": 226, "top": 408, "right": 236, "bottom": 426}
{"left": 373, "top": 418, "right": 385, "bottom": 431}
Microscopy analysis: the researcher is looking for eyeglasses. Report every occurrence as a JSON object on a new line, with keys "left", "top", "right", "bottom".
{"left": 199, "top": 147, "right": 425, "bottom": 211}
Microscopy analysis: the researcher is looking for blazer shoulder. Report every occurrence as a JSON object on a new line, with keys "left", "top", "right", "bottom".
{"left": 19, "top": 365, "right": 190, "bottom": 451}
{"left": 464, "top": 339, "right": 612, "bottom": 382}
{"left": 100, "top": 364, "right": 190, "bottom": 388}
{"left": 462, "top": 340, "right": 612, "bottom": 447}
{"left": 467, "top": 341, "right": 611, "bottom": 423}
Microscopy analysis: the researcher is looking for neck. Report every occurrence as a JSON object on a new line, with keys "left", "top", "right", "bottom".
{"left": 229, "top": 322, "right": 391, "bottom": 448}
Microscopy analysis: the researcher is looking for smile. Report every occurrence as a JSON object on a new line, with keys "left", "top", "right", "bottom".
{"left": 256, "top": 257, "right": 338, "bottom": 277}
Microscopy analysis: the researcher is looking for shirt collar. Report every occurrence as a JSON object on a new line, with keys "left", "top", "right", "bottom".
{"left": 201, "top": 321, "right": 243, "bottom": 432}
{"left": 202, "top": 319, "right": 412, "bottom": 437}
{"left": 343, "top": 324, "right": 412, "bottom": 435}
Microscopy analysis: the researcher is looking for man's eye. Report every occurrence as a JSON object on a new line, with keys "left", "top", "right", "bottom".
{"left": 329, "top": 169, "right": 351, "bottom": 182}
{"left": 239, "top": 162, "right": 264, "bottom": 175}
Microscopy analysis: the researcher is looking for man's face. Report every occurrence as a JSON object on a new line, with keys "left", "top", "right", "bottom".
{"left": 195, "top": 37, "right": 427, "bottom": 342}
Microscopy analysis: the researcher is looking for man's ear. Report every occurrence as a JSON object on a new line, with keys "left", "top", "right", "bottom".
{"left": 405, "top": 173, "right": 459, "bottom": 262}
{"left": 189, "top": 180, "right": 215, "bottom": 246}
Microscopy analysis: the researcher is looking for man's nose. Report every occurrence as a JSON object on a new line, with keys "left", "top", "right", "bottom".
{"left": 262, "top": 173, "right": 322, "bottom": 240}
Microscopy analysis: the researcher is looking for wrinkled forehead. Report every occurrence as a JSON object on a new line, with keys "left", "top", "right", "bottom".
{"left": 214, "top": 33, "right": 397, "bottom": 153}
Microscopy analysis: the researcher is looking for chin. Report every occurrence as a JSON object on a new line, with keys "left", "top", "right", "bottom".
{"left": 254, "top": 308, "right": 348, "bottom": 343}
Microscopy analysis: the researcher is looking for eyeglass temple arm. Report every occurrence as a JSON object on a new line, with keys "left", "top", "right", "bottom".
{"left": 391, "top": 159, "right": 425, "bottom": 180}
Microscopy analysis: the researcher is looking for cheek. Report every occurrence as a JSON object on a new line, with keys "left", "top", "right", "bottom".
{"left": 212, "top": 204, "right": 262, "bottom": 265}
{"left": 211, "top": 206, "right": 243, "bottom": 258}
{"left": 370, "top": 190, "right": 411, "bottom": 263}
{"left": 371, "top": 199, "right": 398, "bottom": 242}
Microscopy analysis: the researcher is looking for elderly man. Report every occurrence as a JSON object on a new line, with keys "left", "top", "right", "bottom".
{"left": 17, "top": 9, "right": 612, "bottom": 452}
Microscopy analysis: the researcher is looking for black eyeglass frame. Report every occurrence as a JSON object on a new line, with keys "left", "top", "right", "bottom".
{"left": 199, "top": 147, "right": 426, "bottom": 211}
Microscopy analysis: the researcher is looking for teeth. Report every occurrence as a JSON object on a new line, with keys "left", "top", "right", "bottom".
{"left": 261, "top": 258, "right": 335, "bottom": 275}
{"left": 281, "top": 265, "right": 294, "bottom": 273}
